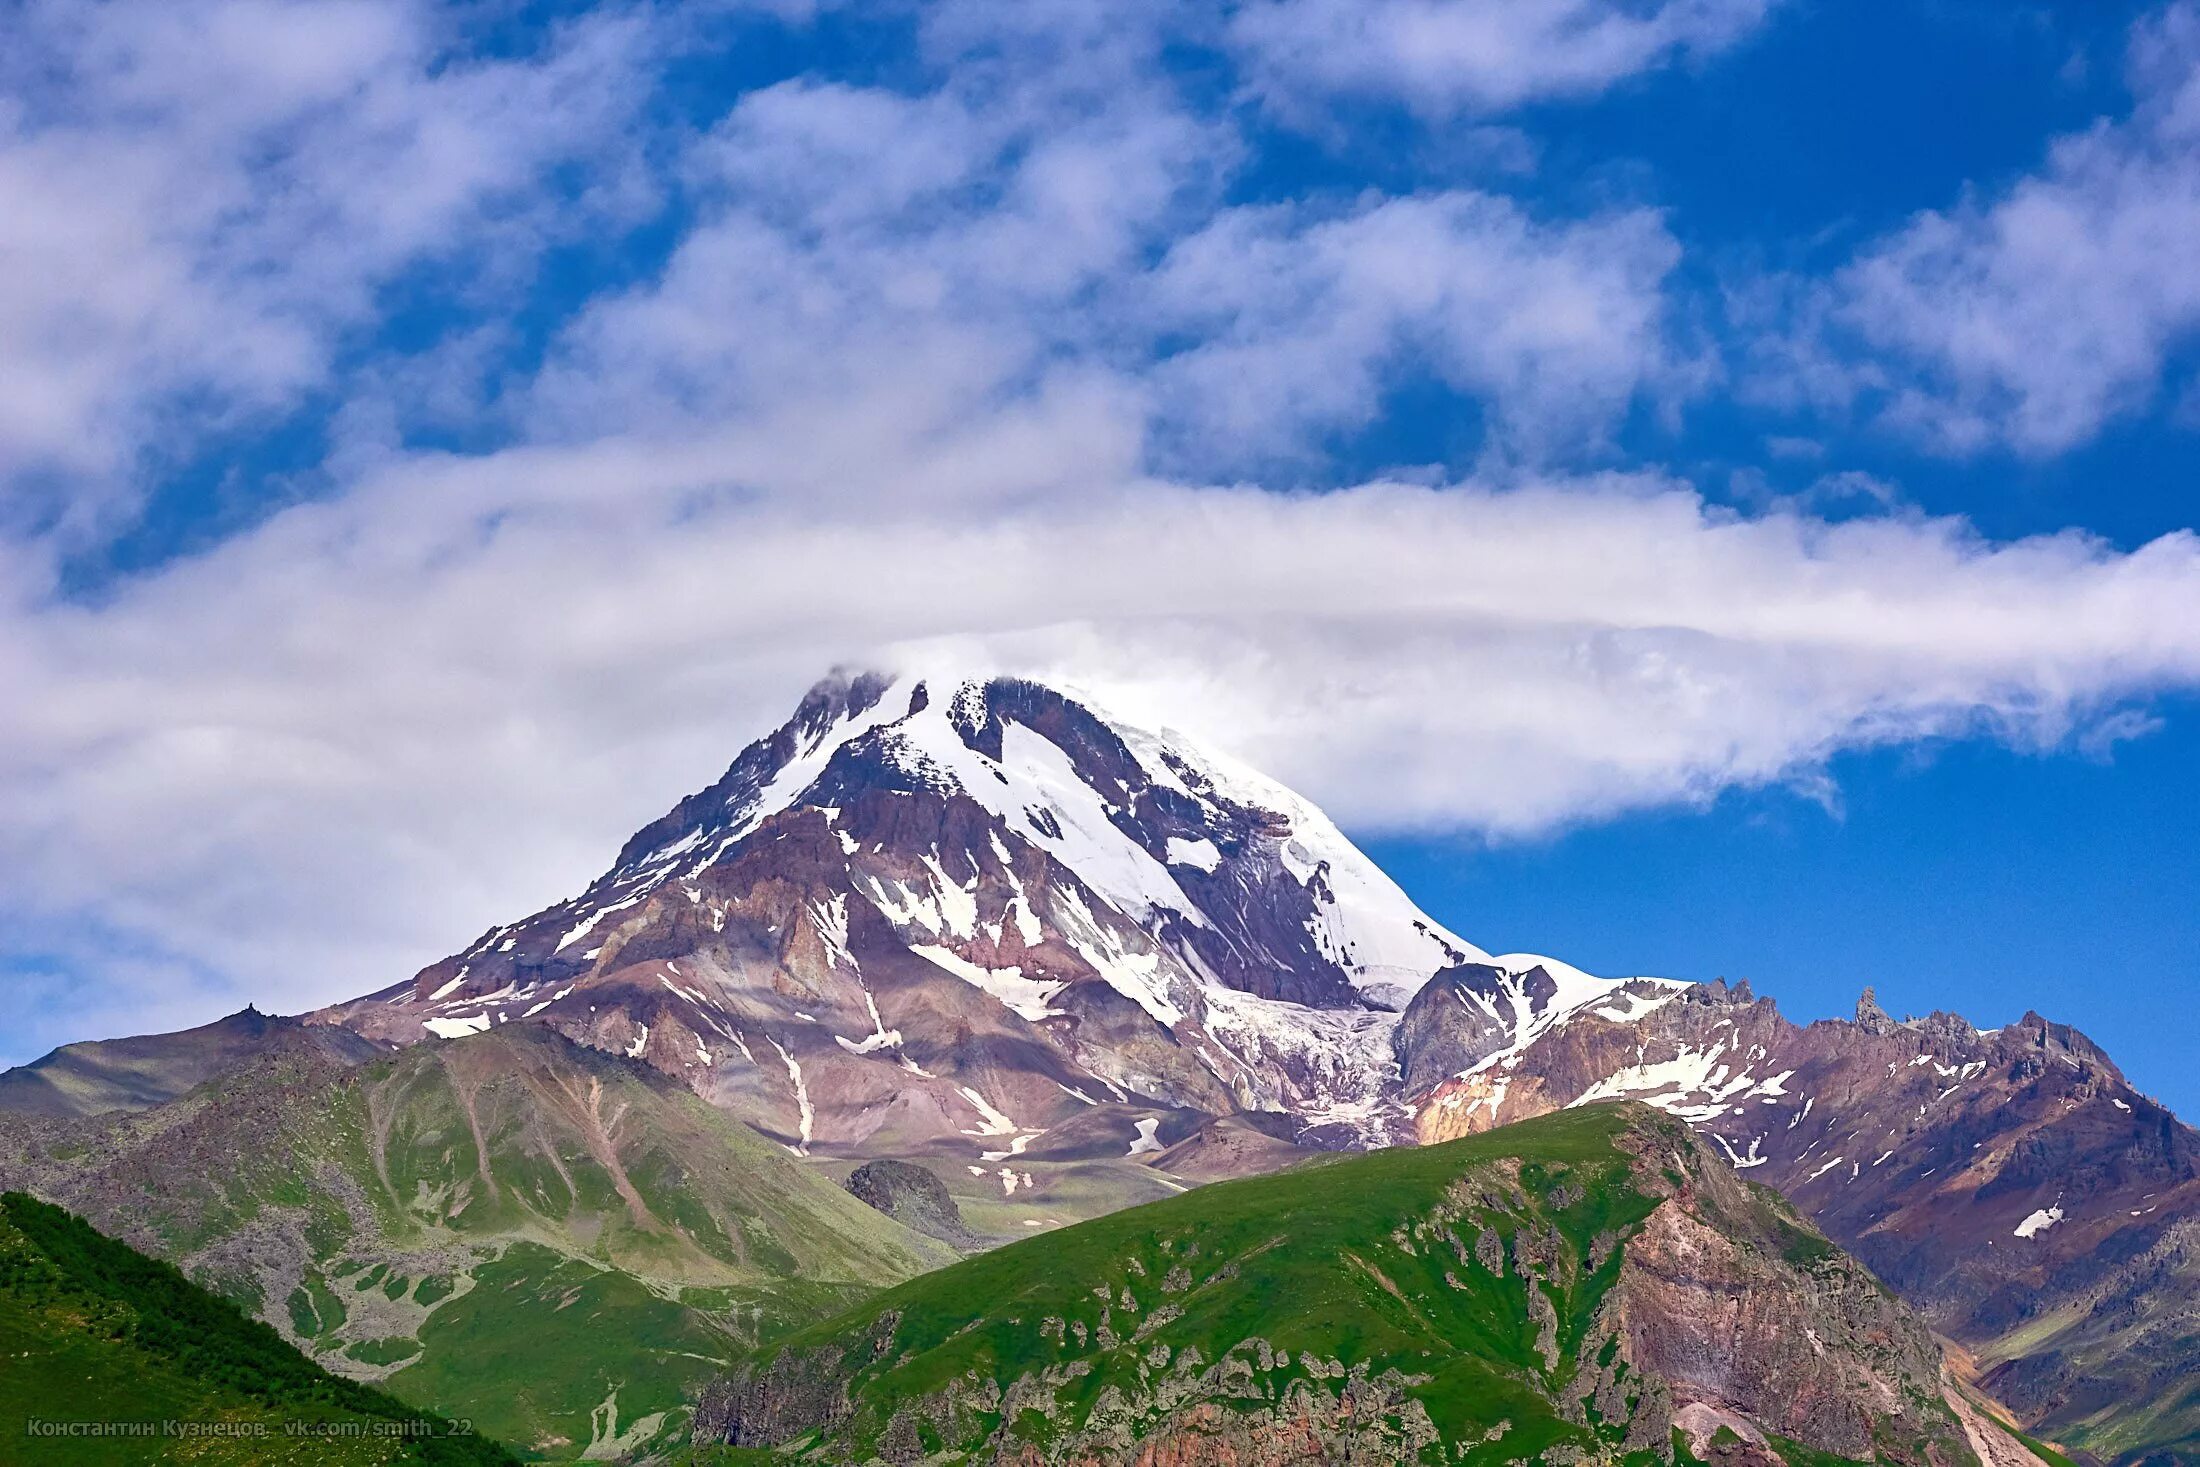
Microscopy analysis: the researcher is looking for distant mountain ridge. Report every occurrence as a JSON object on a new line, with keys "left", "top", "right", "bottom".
{"left": 0, "top": 1005, "right": 385, "bottom": 1119}
{"left": 1411, "top": 977, "right": 2200, "bottom": 1463}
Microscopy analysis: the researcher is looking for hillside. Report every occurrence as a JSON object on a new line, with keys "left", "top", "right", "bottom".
{"left": 1409, "top": 979, "right": 2200, "bottom": 1463}
{"left": 690, "top": 1103, "right": 2044, "bottom": 1467}
{"left": 0, "top": 1191, "right": 512, "bottom": 1465}
{"left": 0, "top": 1026, "right": 953, "bottom": 1459}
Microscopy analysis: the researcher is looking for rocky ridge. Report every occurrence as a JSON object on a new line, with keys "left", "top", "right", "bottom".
{"left": 1406, "top": 978, "right": 2200, "bottom": 1462}
{"left": 0, "top": 1005, "right": 386, "bottom": 1118}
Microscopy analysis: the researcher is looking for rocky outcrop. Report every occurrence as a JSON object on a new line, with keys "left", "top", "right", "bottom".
{"left": 844, "top": 1159, "right": 984, "bottom": 1250}
{"left": 1390, "top": 962, "right": 1521, "bottom": 1097}
{"left": 691, "top": 1312, "right": 895, "bottom": 1448}
{"left": 1610, "top": 1153, "right": 1952, "bottom": 1461}
{"left": 1147, "top": 1112, "right": 1316, "bottom": 1183}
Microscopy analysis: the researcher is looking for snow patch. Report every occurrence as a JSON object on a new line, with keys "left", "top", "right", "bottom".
{"left": 1164, "top": 836, "right": 1222, "bottom": 872}
{"left": 911, "top": 944, "right": 1065, "bottom": 1023}
{"left": 768, "top": 1037, "right": 814, "bottom": 1155}
{"left": 957, "top": 1085, "right": 1018, "bottom": 1137}
{"left": 1049, "top": 885, "right": 1183, "bottom": 1026}
{"left": 811, "top": 896, "right": 854, "bottom": 971}
{"left": 1568, "top": 1039, "right": 1757, "bottom": 1123}
{"left": 1711, "top": 1132, "right": 1768, "bottom": 1169}
{"left": 835, "top": 988, "right": 904, "bottom": 1055}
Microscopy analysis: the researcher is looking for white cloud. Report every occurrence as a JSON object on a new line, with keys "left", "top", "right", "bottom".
{"left": 532, "top": 72, "right": 1681, "bottom": 476}
{"left": 3, "top": 442, "right": 2196, "bottom": 1060}
{"left": 1775, "top": 2, "right": 2200, "bottom": 454}
{"left": 1230, "top": 0, "right": 1777, "bottom": 119}
{"left": 1146, "top": 192, "right": 1692, "bottom": 462}
{"left": 524, "top": 34, "right": 1233, "bottom": 455}
{"left": 0, "top": 0, "right": 656, "bottom": 538}
{"left": 0, "top": 0, "right": 1714, "bottom": 548}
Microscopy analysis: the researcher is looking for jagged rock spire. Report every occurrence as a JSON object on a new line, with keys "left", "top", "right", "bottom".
{"left": 1854, "top": 985, "right": 1898, "bottom": 1036}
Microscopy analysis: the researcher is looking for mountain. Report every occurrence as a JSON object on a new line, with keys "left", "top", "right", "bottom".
{"left": 0, "top": 1190, "right": 513, "bottom": 1465}
{"left": 689, "top": 1102, "right": 2050, "bottom": 1467}
{"left": 0, "top": 1005, "right": 385, "bottom": 1119}
{"left": 315, "top": 668, "right": 1625, "bottom": 1166}
{"left": 0, "top": 1025, "right": 952, "bottom": 1460}
{"left": 1405, "top": 977, "right": 2200, "bottom": 1465}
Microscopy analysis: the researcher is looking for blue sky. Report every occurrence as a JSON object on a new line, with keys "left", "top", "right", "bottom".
{"left": 1, "top": 0, "right": 2196, "bottom": 1113}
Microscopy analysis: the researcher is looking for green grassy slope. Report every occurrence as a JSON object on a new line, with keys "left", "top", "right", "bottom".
{"left": 693, "top": 1104, "right": 2022, "bottom": 1467}
{"left": 0, "top": 1191, "right": 514, "bottom": 1465}
{"left": 0, "top": 1027, "right": 951, "bottom": 1460}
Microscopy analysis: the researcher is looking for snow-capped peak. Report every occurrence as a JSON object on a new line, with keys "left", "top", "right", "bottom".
{"left": 604, "top": 667, "right": 1484, "bottom": 1007}
{"left": 332, "top": 666, "right": 1652, "bottom": 1152}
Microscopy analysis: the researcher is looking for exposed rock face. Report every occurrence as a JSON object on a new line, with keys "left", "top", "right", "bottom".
{"left": 1613, "top": 1160, "right": 1948, "bottom": 1460}
{"left": 1146, "top": 1112, "right": 1316, "bottom": 1183}
{"left": 1854, "top": 985, "right": 1900, "bottom": 1036}
{"left": 1391, "top": 962, "right": 1522, "bottom": 1097}
{"left": 692, "top": 1311, "right": 892, "bottom": 1449}
{"left": 691, "top": 1104, "right": 1998, "bottom": 1467}
{"left": 1394, "top": 963, "right": 1684, "bottom": 1104}
{"left": 844, "top": 1159, "right": 984, "bottom": 1250}
{"left": 1411, "top": 981, "right": 2200, "bottom": 1463}
{"left": 0, "top": 1006, "right": 385, "bottom": 1119}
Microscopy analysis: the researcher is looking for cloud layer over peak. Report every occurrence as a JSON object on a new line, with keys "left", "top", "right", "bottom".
{"left": 1, "top": 0, "right": 2197, "bottom": 1064}
{"left": 4, "top": 456, "right": 2196, "bottom": 1048}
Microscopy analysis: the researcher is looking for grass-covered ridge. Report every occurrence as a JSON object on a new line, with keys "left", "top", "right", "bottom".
{"left": 0, "top": 1025, "right": 951, "bottom": 1460}
{"left": 0, "top": 1190, "right": 516, "bottom": 1465}
{"left": 693, "top": 1103, "right": 1998, "bottom": 1466}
